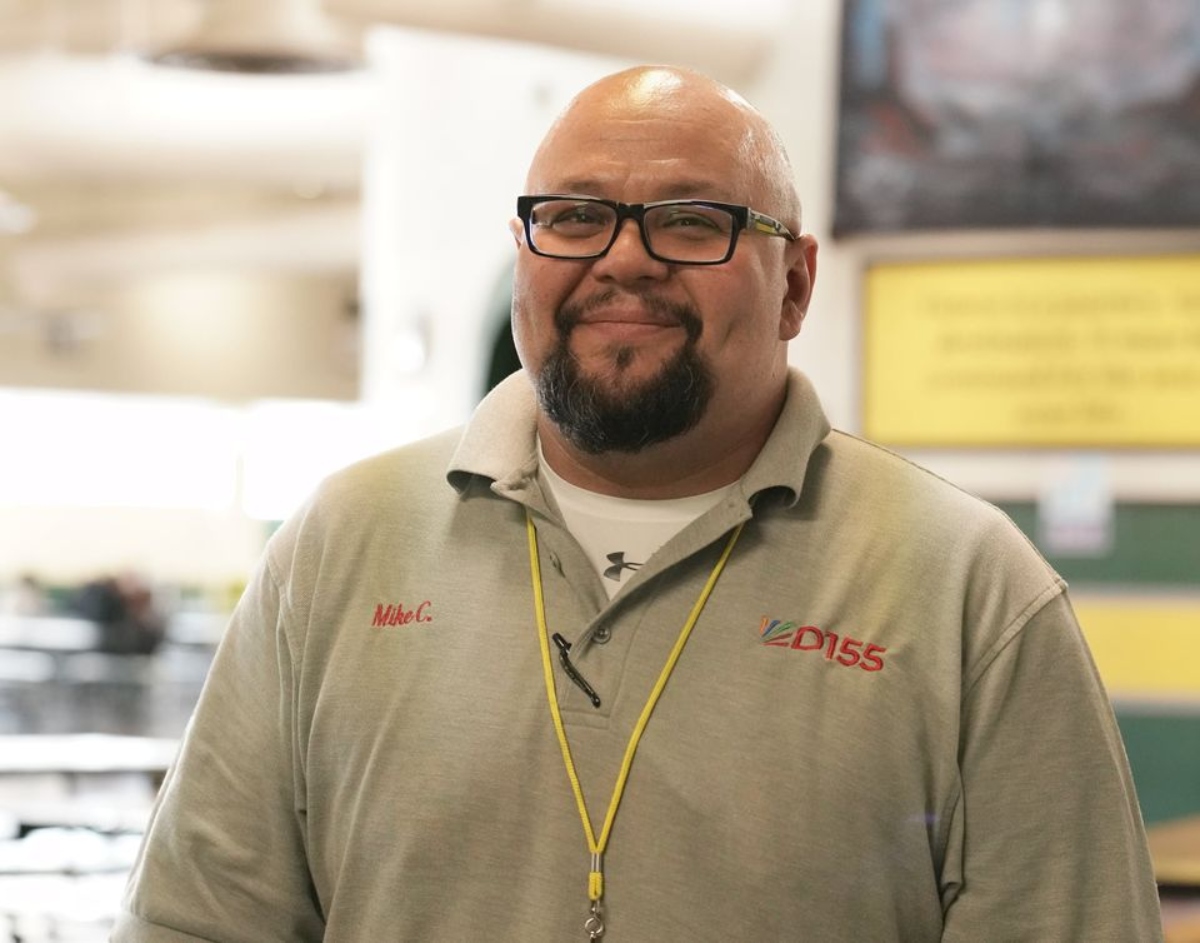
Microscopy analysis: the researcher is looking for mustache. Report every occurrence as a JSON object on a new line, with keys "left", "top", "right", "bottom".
{"left": 555, "top": 290, "right": 703, "bottom": 343}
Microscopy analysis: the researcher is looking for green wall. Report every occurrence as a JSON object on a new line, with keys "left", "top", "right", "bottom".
{"left": 1116, "top": 712, "right": 1200, "bottom": 826}
{"left": 998, "top": 501, "right": 1200, "bottom": 825}
{"left": 996, "top": 502, "right": 1200, "bottom": 587}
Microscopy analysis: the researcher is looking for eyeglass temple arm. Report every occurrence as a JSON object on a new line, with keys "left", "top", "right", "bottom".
{"left": 748, "top": 211, "right": 796, "bottom": 240}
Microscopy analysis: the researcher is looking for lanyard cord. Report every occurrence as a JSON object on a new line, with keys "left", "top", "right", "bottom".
{"left": 526, "top": 511, "right": 745, "bottom": 911}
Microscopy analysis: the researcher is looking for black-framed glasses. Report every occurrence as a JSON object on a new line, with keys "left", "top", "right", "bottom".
{"left": 516, "top": 195, "right": 796, "bottom": 265}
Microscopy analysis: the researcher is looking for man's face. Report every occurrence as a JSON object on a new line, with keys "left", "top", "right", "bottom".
{"left": 511, "top": 75, "right": 812, "bottom": 455}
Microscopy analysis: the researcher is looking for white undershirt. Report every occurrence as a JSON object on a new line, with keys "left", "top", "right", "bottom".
{"left": 538, "top": 445, "right": 735, "bottom": 598}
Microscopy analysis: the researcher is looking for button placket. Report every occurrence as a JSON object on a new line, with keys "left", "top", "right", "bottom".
{"left": 537, "top": 525, "right": 633, "bottom": 717}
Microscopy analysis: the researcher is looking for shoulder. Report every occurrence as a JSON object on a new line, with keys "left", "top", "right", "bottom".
{"left": 319, "top": 426, "right": 464, "bottom": 502}
{"left": 811, "top": 429, "right": 1058, "bottom": 584}
{"left": 803, "top": 432, "right": 1068, "bottom": 680}
{"left": 264, "top": 427, "right": 465, "bottom": 577}
{"left": 821, "top": 430, "right": 1014, "bottom": 524}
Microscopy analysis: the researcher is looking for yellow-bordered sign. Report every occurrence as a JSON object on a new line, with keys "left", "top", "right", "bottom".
{"left": 863, "top": 255, "right": 1200, "bottom": 446}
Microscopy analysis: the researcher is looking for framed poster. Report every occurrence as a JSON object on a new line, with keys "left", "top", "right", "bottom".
{"left": 862, "top": 254, "right": 1200, "bottom": 447}
{"left": 834, "top": 0, "right": 1200, "bottom": 234}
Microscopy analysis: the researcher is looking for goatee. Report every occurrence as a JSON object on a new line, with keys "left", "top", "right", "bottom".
{"left": 533, "top": 295, "right": 714, "bottom": 454}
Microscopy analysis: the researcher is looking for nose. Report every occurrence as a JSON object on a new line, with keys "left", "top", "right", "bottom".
{"left": 590, "top": 217, "right": 670, "bottom": 283}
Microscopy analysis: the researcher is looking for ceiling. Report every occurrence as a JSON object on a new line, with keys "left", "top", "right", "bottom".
{"left": 0, "top": 0, "right": 779, "bottom": 306}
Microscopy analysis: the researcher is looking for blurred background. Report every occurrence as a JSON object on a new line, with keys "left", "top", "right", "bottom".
{"left": 0, "top": 0, "right": 1197, "bottom": 939}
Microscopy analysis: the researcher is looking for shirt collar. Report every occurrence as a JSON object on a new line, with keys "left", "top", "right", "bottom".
{"left": 446, "top": 372, "right": 540, "bottom": 497}
{"left": 740, "top": 369, "right": 832, "bottom": 507}
{"left": 446, "top": 368, "right": 831, "bottom": 507}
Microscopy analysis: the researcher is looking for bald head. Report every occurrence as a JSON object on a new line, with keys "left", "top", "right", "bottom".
{"left": 527, "top": 66, "right": 801, "bottom": 232}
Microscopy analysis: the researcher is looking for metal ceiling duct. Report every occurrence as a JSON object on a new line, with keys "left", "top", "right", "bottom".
{"left": 146, "top": 0, "right": 361, "bottom": 74}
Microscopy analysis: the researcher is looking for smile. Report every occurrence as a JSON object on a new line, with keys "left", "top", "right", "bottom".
{"left": 573, "top": 317, "right": 686, "bottom": 343}
{"left": 557, "top": 290, "right": 703, "bottom": 343}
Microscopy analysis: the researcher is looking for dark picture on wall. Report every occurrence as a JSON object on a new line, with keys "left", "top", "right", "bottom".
{"left": 833, "top": 0, "right": 1200, "bottom": 234}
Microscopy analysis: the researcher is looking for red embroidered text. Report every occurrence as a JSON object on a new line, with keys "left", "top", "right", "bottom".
{"left": 372, "top": 601, "right": 433, "bottom": 628}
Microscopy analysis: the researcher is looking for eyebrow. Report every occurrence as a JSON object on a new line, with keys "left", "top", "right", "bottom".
{"left": 548, "top": 179, "right": 736, "bottom": 203}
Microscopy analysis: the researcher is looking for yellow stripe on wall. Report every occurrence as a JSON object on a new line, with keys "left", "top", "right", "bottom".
{"left": 1074, "top": 599, "right": 1200, "bottom": 698}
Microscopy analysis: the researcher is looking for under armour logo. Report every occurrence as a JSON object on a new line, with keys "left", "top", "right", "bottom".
{"left": 603, "top": 552, "right": 643, "bottom": 582}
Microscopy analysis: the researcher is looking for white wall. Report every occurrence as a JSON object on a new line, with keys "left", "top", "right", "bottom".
{"left": 0, "top": 506, "right": 266, "bottom": 590}
{"left": 0, "top": 271, "right": 359, "bottom": 399}
{"left": 358, "top": 28, "right": 634, "bottom": 439}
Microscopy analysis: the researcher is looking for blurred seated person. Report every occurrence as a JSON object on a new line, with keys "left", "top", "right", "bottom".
{"left": 73, "top": 573, "right": 165, "bottom": 656}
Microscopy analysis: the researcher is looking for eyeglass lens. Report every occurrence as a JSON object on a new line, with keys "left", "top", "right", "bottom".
{"left": 528, "top": 199, "right": 736, "bottom": 263}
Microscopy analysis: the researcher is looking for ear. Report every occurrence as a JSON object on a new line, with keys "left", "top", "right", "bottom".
{"left": 509, "top": 217, "right": 524, "bottom": 247}
{"left": 778, "top": 234, "right": 818, "bottom": 341}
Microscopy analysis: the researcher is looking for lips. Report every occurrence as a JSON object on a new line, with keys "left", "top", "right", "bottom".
{"left": 577, "top": 305, "right": 681, "bottom": 329}
{"left": 558, "top": 291, "right": 701, "bottom": 340}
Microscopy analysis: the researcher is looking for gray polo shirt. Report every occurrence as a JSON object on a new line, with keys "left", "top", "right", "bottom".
{"left": 114, "top": 370, "right": 1162, "bottom": 942}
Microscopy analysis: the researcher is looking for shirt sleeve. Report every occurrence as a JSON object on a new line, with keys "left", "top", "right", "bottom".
{"left": 939, "top": 592, "right": 1163, "bottom": 942}
{"left": 112, "top": 542, "right": 325, "bottom": 943}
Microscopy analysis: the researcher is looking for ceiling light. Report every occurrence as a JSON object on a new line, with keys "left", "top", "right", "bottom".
{"left": 145, "top": 0, "right": 361, "bottom": 75}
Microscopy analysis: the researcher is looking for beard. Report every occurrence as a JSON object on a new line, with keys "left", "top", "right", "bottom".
{"left": 532, "top": 293, "right": 714, "bottom": 454}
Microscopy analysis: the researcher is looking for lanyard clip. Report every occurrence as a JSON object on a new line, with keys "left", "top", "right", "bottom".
{"left": 584, "top": 899, "right": 605, "bottom": 940}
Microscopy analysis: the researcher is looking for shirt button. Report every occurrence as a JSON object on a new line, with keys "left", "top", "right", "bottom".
{"left": 594, "top": 625, "right": 612, "bottom": 644}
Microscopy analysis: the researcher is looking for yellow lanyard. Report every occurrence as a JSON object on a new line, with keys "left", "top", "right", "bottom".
{"left": 526, "top": 511, "right": 745, "bottom": 940}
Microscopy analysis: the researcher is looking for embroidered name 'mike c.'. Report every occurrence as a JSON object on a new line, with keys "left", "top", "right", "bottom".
{"left": 372, "top": 601, "right": 433, "bottom": 628}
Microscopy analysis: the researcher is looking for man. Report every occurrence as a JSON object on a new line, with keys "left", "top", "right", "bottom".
{"left": 114, "top": 66, "right": 1162, "bottom": 942}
